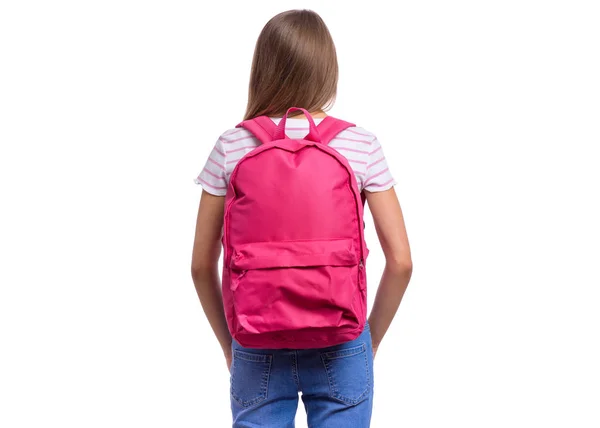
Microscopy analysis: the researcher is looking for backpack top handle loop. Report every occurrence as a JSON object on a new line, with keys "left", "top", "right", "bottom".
{"left": 273, "top": 107, "right": 322, "bottom": 143}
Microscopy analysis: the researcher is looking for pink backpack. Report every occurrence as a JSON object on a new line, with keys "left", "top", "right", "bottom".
{"left": 222, "top": 107, "right": 369, "bottom": 349}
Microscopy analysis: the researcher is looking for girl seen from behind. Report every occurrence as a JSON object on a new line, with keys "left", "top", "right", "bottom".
{"left": 191, "top": 9, "right": 412, "bottom": 428}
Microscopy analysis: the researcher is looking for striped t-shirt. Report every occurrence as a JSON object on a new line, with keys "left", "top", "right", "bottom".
{"left": 194, "top": 117, "right": 397, "bottom": 196}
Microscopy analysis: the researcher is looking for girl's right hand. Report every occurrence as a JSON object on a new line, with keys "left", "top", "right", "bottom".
{"left": 226, "top": 352, "right": 232, "bottom": 373}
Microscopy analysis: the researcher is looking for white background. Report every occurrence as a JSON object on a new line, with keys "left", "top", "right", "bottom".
{"left": 1, "top": 0, "right": 599, "bottom": 427}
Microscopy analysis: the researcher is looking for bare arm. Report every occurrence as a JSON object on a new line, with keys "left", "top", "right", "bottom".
{"left": 190, "top": 190, "right": 232, "bottom": 365}
{"left": 365, "top": 187, "right": 413, "bottom": 354}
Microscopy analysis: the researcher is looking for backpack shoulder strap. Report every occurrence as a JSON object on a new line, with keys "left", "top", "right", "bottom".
{"left": 317, "top": 116, "right": 357, "bottom": 145}
{"left": 235, "top": 116, "right": 277, "bottom": 145}
{"left": 318, "top": 115, "right": 366, "bottom": 209}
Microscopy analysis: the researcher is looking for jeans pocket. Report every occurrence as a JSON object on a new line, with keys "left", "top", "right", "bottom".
{"left": 230, "top": 349, "right": 272, "bottom": 408}
{"left": 320, "top": 342, "right": 370, "bottom": 406}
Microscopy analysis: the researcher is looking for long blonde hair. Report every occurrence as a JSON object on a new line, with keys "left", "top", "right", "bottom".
{"left": 243, "top": 9, "right": 338, "bottom": 120}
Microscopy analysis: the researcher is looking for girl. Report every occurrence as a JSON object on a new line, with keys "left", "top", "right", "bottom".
{"left": 191, "top": 9, "right": 412, "bottom": 428}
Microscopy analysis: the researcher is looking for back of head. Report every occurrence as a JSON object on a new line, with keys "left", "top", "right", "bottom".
{"left": 244, "top": 9, "right": 338, "bottom": 120}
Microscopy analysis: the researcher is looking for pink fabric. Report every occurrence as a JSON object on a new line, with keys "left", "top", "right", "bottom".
{"left": 230, "top": 238, "right": 357, "bottom": 271}
{"left": 233, "top": 116, "right": 278, "bottom": 145}
{"left": 222, "top": 107, "right": 368, "bottom": 349}
{"left": 312, "top": 115, "right": 357, "bottom": 146}
{"left": 272, "top": 107, "right": 321, "bottom": 141}
{"left": 235, "top": 107, "right": 357, "bottom": 147}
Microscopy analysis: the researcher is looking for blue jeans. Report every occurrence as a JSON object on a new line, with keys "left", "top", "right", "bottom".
{"left": 230, "top": 321, "right": 374, "bottom": 427}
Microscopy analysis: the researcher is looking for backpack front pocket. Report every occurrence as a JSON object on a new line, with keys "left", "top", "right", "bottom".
{"left": 228, "top": 238, "right": 362, "bottom": 335}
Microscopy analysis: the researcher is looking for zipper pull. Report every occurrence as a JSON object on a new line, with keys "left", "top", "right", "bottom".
{"left": 359, "top": 259, "right": 364, "bottom": 268}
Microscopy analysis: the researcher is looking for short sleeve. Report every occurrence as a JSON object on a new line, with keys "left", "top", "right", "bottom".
{"left": 363, "top": 137, "right": 397, "bottom": 192}
{"left": 193, "top": 137, "right": 228, "bottom": 196}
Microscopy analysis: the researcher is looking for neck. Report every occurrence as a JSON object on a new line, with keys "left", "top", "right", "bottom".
{"left": 287, "top": 109, "right": 327, "bottom": 119}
